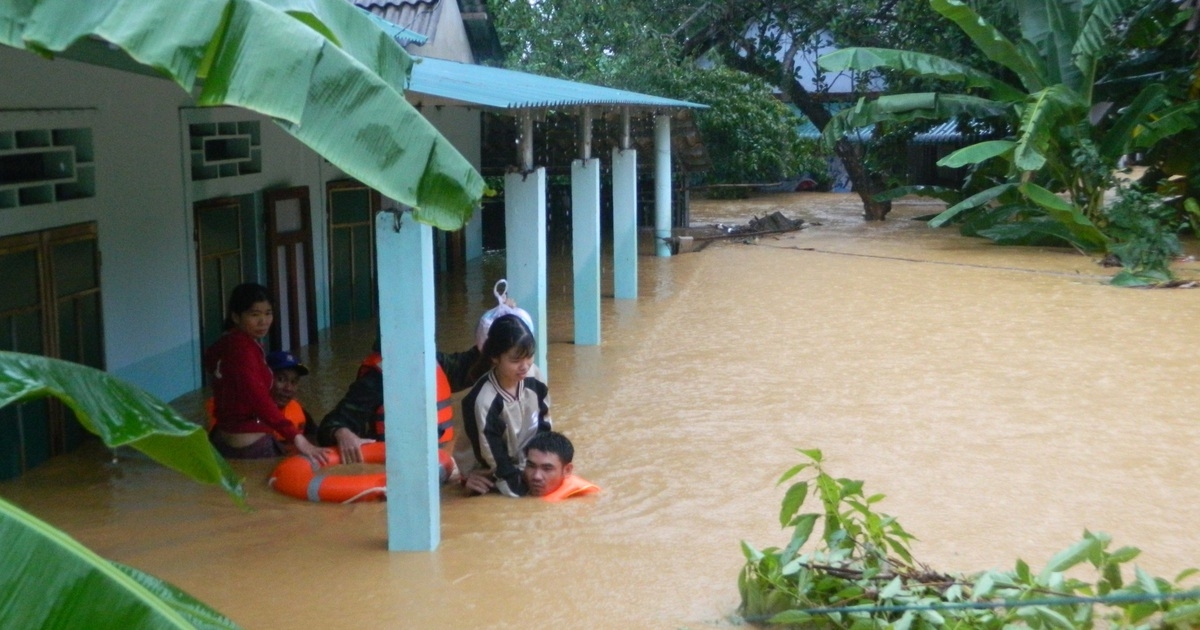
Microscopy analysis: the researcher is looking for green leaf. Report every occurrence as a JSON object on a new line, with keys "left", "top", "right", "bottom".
{"left": 1039, "top": 535, "right": 1101, "bottom": 583}
{"left": 0, "top": 496, "right": 239, "bottom": 629}
{"left": 0, "top": 0, "right": 483, "bottom": 229}
{"left": 1107, "top": 546, "right": 1141, "bottom": 564}
{"left": 929, "top": 183, "right": 1019, "bottom": 227}
{"left": 872, "top": 185, "right": 963, "bottom": 205}
{"left": 1099, "top": 83, "right": 1167, "bottom": 161}
{"left": 1013, "top": 85, "right": 1083, "bottom": 172}
{"left": 797, "top": 448, "right": 823, "bottom": 463}
{"left": 1019, "top": 182, "right": 1109, "bottom": 250}
{"left": 973, "top": 573, "right": 995, "bottom": 599}
{"left": 937, "top": 140, "right": 1016, "bottom": 168}
{"left": 879, "top": 576, "right": 904, "bottom": 599}
{"left": 740, "top": 540, "right": 765, "bottom": 563}
{"left": 779, "top": 482, "right": 809, "bottom": 528}
{"left": 1132, "top": 101, "right": 1200, "bottom": 150}
{"left": 0, "top": 352, "right": 243, "bottom": 499}
{"left": 767, "top": 610, "right": 813, "bottom": 624}
{"left": 932, "top": 0, "right": 1045, "bottom": 92}
{"left": 817, "top": 47, "right": 1023, "bottom": 102}
{"left": 784, "top": 514, "right": 820, "bottom": 558}
{"left": 1164, "top": 603, "right": 1200, "bottom": 625}
{"left": 1033, "top": 605, "right": 1076, "bottom": 630}
{"left": 1176, "top": 568, "right": 1200, "bottom": 584}
{"left": 822, "top": 93, "right": 1009, "bottom": 146}
{"left": 777, "top": 463, "right": 810, "bottom": 485}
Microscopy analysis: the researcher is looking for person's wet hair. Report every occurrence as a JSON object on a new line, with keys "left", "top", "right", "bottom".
{"left": 524, "top": 431, "right": 573, "bottom": 465}
{"left": 223, "top": 283, "right": 272, "bottom": 330}
{"left": 466, "top": 313, "right": 536, "bottom": 382}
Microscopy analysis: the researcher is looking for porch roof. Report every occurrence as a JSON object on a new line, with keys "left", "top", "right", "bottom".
{"left": 406, "top": 56, "right": 706, "bottom": 112}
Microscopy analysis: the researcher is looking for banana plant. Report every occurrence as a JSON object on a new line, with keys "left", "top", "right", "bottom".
{"left": 0, "top": 0, "right": 484, "bottom": 230}
{"left": 0, "top": 351, "right": 244, "bottom": 627}
{"left": 817, "top": 0, "right": 1169, "bottom": 252}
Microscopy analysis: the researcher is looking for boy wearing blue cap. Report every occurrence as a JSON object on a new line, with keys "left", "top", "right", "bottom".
{"left": 264, "top": 350, "right": 315, "bottom": 443}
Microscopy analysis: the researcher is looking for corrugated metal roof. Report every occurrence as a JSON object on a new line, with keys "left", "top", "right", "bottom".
{"left": 358, "top": 7, "right": 428, "bottom": 45}
{"left": 354, "top": 0, "right": 442, "bottom": 43}
{"left": 407, "top": 56, "right": 706, "bottom": 111}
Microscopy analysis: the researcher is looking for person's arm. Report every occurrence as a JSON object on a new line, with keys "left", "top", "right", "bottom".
{"left": 436, "top": 346, "right": 482, "bottom": 392}
{"left": 317, "top": 370, "right": 383, "bottom": 447}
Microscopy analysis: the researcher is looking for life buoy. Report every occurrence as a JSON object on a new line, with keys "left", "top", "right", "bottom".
{"left": 269, "top": 442, "right": 456, "bottom": 503}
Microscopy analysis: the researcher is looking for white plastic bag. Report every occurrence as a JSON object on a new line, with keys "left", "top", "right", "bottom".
{"left": 475, "top": 279, "right": 534, "bottom": 350}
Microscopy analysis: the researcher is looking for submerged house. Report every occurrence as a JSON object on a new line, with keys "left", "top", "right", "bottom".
{"left": 0, "top": 0, "right": 704, "bottom": 545}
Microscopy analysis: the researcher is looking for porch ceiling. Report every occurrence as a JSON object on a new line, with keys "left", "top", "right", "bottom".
{"left": 407, "top": 56, "right": 706, "bottom": 113}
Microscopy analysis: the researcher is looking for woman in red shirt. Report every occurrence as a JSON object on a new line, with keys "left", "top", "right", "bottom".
{"left": 204, "top": 283, "right": 326, "bottom": 462}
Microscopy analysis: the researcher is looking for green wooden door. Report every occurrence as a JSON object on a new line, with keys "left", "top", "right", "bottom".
{"left": 0, "top": 222, "right": 102, "bottom": 479}
{"left": 326, "top": 180, "right": 379, "bottom": 326}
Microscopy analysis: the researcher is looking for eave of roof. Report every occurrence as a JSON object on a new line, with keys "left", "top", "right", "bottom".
{"left": 407, "top": 56, "right": 706, "bottom": 112}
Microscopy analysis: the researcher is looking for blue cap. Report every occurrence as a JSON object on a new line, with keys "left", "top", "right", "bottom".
{"left": 266, "top": 351, "right": 309, "bottom": 376}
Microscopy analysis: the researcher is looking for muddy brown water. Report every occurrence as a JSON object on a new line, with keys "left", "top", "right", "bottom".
{"left": 4, "top": 193, "right": 1200, "bottom": 629}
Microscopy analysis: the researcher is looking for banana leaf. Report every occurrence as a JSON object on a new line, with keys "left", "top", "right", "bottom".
{"left": 1019, "top": 181, "right": 1110, "bottom": 251}
{"left": 929, "top": 182, "right": 1018, "bottom": 227}
{"left": 817, "top": 48, "right": 1024, "bottom": 103}
{"left": 0, "top": 351, "right": 243, "bottom": 500}
{"left": 976, "top": 218, "right": 1078, "bottom": 247}
{"left": 0, "top": 0, "right": 483, "bottom": 230}
{"left": 937, "top": 140, "right": 1016, "bottom": 168}
{"left": 0, "top": 495, "right": 239, "bottom": 629}
{"left": 1013, "top": 84, "right": 1083, "bottom": 172}
{"left": 1099, "top": 82, "right": 1167, "bottom": 160}
{"left": 871, "top": 185, "right": 964, "bottom": 205}
{"left": 822, "top": 93, "right": 1009, "bottom": 146}
{"left": 932, "top": 0, "right": 1045, "bottom": 93}
{"left": 1132, "top": 101, "right": 1200, "bottom": 150}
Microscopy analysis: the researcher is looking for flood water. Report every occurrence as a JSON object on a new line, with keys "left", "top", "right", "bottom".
{"left": 4, "top": 192, "right": 1200, "bottom": 629}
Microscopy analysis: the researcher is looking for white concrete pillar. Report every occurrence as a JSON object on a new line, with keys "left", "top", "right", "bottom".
{"left": 504, "top": 168, "right": 548, "bottom": 374}
{"left": 572, "top": 157, "right": 601, "bottom": 345}
{"left": 612, "top": 146, "right": 638, "bottom": 299}
{"left": 654, "top": 114, "right": 673, "bottom": 257}
{"left": 376, "top": 210, "right": 439, "bottom": 552}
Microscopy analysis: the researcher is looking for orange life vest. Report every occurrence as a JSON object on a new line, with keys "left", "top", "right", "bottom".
{"left": 357, "top": 353, "right": 454, "bottom": 445}
{"left": 541, "top": 474, "right": 601, "bottom": 502}
{"left": 205, "top": 397, "right": 306, "bottom": 441}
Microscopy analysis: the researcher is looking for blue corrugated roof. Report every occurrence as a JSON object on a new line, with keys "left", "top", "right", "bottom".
{"left": 407, "top": 56, "right": 706, "bottom": 111}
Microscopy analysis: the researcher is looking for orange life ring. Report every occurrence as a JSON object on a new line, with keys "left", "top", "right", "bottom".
{"left": 269, "top": 442, "right": 456, "bottom": 503}
{"left": 270, "top": 442, "right": 387, "bottom": 503}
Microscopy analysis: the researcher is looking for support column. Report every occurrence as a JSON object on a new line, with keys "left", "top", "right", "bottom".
{"left": 465, "top": 208, "right": 483, "bottom": 261}
{"left": 572, "top": 157, "right": 601, "bottom": 345}
{"left": 654, "top": 114, "right": 673, "bottom": 257}
{"left": 376, "top": 209, "right": 439, "bottom": 552}
{"left": 505, "top": 168, "right": 548, "bottom": 374}
{"left": 612, "top": 110, "right": 638, "bottom": 299}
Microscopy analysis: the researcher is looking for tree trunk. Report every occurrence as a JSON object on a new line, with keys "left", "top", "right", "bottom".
{"left": 833, "top": 139, "right": 892, "bottom": 221}
{"left": 786, "top": 79, "right": 892, "bottom": 221}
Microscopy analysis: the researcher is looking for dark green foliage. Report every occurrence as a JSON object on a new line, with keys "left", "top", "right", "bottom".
{"left": 1104, "top": 187, "right": 1182, "bottom": 286}
{"left": 739, "top": 449, "right": 1200, "bottom": 628}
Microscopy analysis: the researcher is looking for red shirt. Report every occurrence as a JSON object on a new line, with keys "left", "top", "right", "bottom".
{"left": 203, "top": 330, "right": 299, "bottom": 441}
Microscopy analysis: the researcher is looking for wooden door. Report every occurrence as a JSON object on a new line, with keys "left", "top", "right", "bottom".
{"left": 326, "top": 179, "right": 380, "bottom": 325}
{"left": 264, "top": 185, "right": 318, "bottom": 352}
{"left": 0, "top": 222, "right": 102, "bottom": 479}
{"left": 194, "top": 197, "right": 244, "bottom": 360}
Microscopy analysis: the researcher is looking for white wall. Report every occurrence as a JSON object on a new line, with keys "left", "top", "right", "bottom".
{"left": 0, "top": 46, "right": 332, "bottom": 401}
{"left": 1, "top": 44, "right": 487, "bottom": 401}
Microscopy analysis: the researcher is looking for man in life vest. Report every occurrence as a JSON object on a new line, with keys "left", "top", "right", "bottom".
{"left": 316, "top": 343, "right": 480, "bottom": 479}
{"left": 463, "top": 431, "right": 599, "bottom": 501}
{"left": 205, "top": 350, "right": 314, "bottom": 446}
